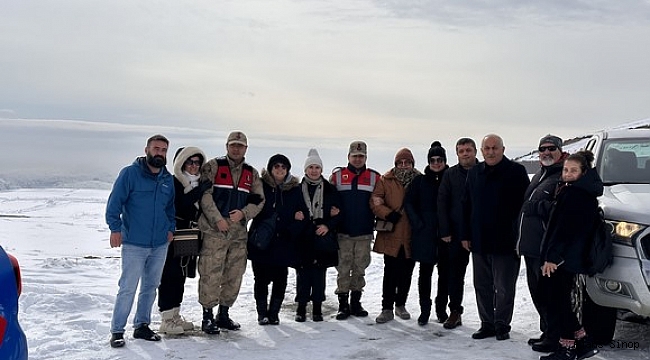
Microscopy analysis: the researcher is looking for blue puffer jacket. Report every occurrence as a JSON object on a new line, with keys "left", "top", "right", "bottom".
{"left": 106, "top": 157, "right": 175, "bottom": 248}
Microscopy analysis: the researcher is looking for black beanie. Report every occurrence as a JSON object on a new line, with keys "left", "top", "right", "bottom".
{"left": 428, "top": 141, "right": 446, "bottom": 162}
{"left": 267, "top": 154, "right": 291, "bottom": 173}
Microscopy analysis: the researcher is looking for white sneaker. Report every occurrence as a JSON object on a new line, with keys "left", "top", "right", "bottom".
{"left": 395, "top": 306, "right": 411, "bottom": 320}
{"left": 172, "top": 307, "right": 194, "bottom": 331}
{"left": 375, "top": 309, "right": 394, "bottom": 323}
{"left": 159, "top": 309, "right": 184, "bottom": 334}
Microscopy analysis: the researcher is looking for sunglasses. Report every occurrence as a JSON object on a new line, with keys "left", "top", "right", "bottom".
{"left": 184, "top": 159, "right": 202, "bottom": 166}
{"left": 429, "top": 157, "right": 445, "bottom": 164}
{"left": 273, "top": 163, "right": 287, "bottom": 169}
{"left": 538, "top": 146, "right": 558, "bottom": 152}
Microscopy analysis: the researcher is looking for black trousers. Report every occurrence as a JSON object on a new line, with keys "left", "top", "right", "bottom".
{"left": 158, "top": 245, "right": 196, "bottom": 311}
{"left": 525, "top": 255, "right": 558, "bottom": 340}
{"left": 295, "top": 267, "right": 327, "bottom": 303}
{"left": 435, "top": 240, "right": 470, "bottom": 314}
{"left": 540, "top": 268, "right": 581, "bottom": 340}
{"left": 472, "top": 252, "right": 520, "bottom": 333}
{"left": 382, "top": 247, "right": 416, "bottom": 310}
{"left": 252, "top": 261, "right": 288, "bottom": 304}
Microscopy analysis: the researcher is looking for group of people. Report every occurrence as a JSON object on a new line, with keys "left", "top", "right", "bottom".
{"left": 105, "top": 131, "right": 602, "bottom": 360}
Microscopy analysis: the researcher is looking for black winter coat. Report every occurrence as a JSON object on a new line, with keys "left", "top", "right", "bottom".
{"left": 461, "top": 157, "right": 530, "bottom": 254}
{"left": 541, "top": 168, "right": 603, "bottom": 274}
{"left": 438, "top": 162, "right": 475, "bottom": 242}
{"left": 405, "top": 166, "right": 447, "bottom": 264}
{"left": 247, "top": 170, "right": 308, "bottom": 268}
{"left": 297, "top": 177, "right": 341, "bottom": 269}
{"left": 516, "top": 162, "right": 563, "bottom": 258}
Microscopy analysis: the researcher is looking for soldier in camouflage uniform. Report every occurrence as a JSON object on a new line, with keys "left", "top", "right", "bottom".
{"left": 198, "top": 131, "right": 264, "bottom": 333}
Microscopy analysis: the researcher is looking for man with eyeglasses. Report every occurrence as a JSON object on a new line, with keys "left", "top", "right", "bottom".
{"left": 197, "top": 131, "right": 264, "bottom": 333}
{"left": 329, "top": 141, "right": 381, "bottom": 320}
{"left": 516, "top": 134, "right": 567, "bottom": 353}
{"left": 461, "top": 134, "right": 530, "bottom": 341}
{"left": 437, "top": 137, "right": 478, "bottom": 330}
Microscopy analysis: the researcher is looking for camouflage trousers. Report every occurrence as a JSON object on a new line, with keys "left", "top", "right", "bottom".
{"left": 335, "top": 234, "right": 372, "bottom": 294}
{"left": 198, "top": 226, "right": 248, "bottom": 308}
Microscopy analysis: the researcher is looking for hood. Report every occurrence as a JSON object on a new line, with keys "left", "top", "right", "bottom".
{"left": 173, "top": 146, "right": 207, "bottom": 188}
{"left": 261, "top": 168, "right": 300, "bottom": 190}
{"left": 565, "top": 167, "right": 604, "bottom": 198}
{"left": 600, "top": 184, "right": 650, "bottom": 225}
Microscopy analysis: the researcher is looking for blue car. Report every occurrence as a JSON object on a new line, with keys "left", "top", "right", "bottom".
{"left": 0, "top": 245, "right": 28, "bottom": 360}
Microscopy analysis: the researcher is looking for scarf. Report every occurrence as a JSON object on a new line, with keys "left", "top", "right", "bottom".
{"left": 183, "top": 171, "right": 201, "bottom": 209}
{"left": 302, "top": 176, "right": 324, "bottom": 220}
{"left": 393, "top": 167, "right": 418, "bottom": 188}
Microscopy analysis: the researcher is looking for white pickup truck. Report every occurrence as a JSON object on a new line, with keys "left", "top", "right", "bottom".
{"left": 578, "top": 127, "right": 650, "bottom": 344}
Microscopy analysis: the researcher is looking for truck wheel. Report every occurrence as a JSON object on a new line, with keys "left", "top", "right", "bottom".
{"left": 582, "top": 289, "right": 617, "bottom": 345}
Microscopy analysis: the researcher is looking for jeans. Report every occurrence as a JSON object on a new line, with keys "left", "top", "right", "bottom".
{"left": 111, "top": 242, "right": 169, "bottom": 334}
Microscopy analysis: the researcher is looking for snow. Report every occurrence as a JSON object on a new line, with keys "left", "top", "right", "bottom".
{"left": 1, "top": 188, "right": 648, "bottom": 360}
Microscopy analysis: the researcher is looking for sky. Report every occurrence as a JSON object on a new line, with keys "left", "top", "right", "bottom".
{"left": 1, "top": 188, "right": 648, "bottom": 360}
{"left": 1, "top": 1, "right": 650, "bottom": 180}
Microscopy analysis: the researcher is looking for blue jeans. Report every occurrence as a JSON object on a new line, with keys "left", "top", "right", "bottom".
{"left": 110, "top": 242, "right": 169, "bottom": 334}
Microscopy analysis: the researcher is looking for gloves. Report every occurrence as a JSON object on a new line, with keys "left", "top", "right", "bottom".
{"left": 386, "top": 211, "right": 401, "bottom": 223}
{"left": 246, "top": 193, "right": 263, "bottom": 205}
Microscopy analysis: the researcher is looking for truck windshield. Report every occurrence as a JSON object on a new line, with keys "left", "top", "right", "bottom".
{"left": 598, "top": 139, "right": 650, "bottom": 184}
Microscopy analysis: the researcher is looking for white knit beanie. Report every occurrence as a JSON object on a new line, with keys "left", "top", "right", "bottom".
{"left": 304, "top": 148, "right": 323, "bottom": 172}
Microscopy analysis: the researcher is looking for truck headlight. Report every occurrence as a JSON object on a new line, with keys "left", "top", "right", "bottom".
{"left": 609, "top": 221, "right": 646, "bottom": 246}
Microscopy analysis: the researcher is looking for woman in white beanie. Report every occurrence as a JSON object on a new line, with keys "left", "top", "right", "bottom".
{"left": 294, "top": 149, "right": 341, "bottom": 322}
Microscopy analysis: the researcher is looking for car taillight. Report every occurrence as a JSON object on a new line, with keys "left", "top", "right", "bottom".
{"left": 8, "top": 253, "right": 22, "bottom": 296}
{"left": 0, "top": 317, "right": 6, "bottom": 347}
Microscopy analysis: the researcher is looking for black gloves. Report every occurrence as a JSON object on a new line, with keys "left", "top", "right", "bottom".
{"left": 246, "top": 193, "right": 263, "bottom": 205}
{"left": 386, "top": 211, "right": 401, "bottom": 223}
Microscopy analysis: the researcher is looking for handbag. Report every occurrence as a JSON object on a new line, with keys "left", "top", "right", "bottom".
{"left": 172, "top": 228, "right": 202, "bottom": 257}
{"left": 374, "top": 218, "right": 395, "bottom": 232}
{"left": 313, "top": 232, "right": 338, "bottom": 253}
{"left": 248, "top": 214, "right": 277, "bottom": 251}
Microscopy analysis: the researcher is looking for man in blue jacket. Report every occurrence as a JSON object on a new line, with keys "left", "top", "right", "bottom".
{"left": 105, "top": 134, "right": 176, "bottom": 348}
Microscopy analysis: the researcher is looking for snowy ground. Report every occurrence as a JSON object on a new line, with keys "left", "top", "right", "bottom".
{"left": 0, "top": 188, "right": 648, "bottom": 360}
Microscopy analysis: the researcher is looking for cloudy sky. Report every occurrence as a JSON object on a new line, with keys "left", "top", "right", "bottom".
{"left": 1, "top": 1, "right": 649, "bottom": 179}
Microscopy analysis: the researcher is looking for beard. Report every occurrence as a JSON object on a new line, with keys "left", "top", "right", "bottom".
{"left": 146, "top": 154, "right": 166, "bottom": 168}
{"left": 540, "top": 157, "right": 556, "bottom": 167}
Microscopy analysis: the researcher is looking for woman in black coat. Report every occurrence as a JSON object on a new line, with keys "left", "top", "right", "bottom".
{"left": 158, "top": 146, "right": 211, "bottom": 334}
{"left": 404, "top": 141, "right": 448, "bottom": 325}
{"left": 539, "top": 151, "right": 603, "bottom": 360}
{"left": 248, "top": 154, "right": 307, "bottom": 325}
{"left": 295, "top": 149, "right": 341, "bottom": 322}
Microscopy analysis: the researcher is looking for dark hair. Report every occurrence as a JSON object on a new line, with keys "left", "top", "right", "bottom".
{"left": 566, "top": 150, "right": 595, "bottom": 173}
{"left": 147, "top": 134, "right": 169, "bottom": 146}
{"left": 456, "top": 137, "right": 476, "bottom": 150}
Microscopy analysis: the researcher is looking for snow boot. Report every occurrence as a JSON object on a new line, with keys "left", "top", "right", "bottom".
{"left": 350, "top": 291, "right": 368, "bottom": 317}
{"left": 256, "top": 299, "right": 270, "bottom": 325}
{"left": 201, "top": 307, "right": 220, "bottom": 335}
{"left": 295, "top": 302, "right": 307, "bottom": 322}
{"left": 268, "top": 297, "right": 283, "bottom": 325}
{"left": 217, "top": 305, "right": 241, "bottom": 331}
{"left": 417, "top": 298, "right": 432, "bottom": 326}
{"left": 172, "top": 307, "right": 194, "bottom": 331}
{"left": 159, "top": 308, "right": 184, "bottom": 335}
{"left": 335, "top": 293, "right": 350, "bottom": 320}
{"left": 312, "top": 302, "right": 323, "bottom": 322}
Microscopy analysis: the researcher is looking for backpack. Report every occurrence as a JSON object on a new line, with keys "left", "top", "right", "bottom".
{"left": 584, "top": 208, "right": 614, "bottom": 276}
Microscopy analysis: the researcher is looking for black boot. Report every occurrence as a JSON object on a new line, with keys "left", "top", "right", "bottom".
{"left": 350, "top": 291, "right": 368, "bottom": 317}
{"left": 201, "top": 307, "right": 220, "bottom": 334}
{"left": 256, "top": 299, "right": 269, "bottom": 325}
{"left": 336, "top": 293, "right": 350, "bottom": 320}
{"left": 267, "top": 298, "right": 283, "bottom": 325}
{"left": 295, "top": 302, "right": 307, "bottom": 322}
{"left": 312, "top": 302, "right": 323, "bottom": 322}
{"left": 575, "top": 335, "right": 598, "bottom": 360}
{"left": 216, "top": 305, "right": 241, "bottom": 331}
{"left": 417, "top": 298, "right": 432, "bottom": 326}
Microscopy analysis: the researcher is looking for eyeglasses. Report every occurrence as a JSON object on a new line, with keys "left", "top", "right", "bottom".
{"left": 184, "top": 159, "right": 202, "bottom": 166}
{"left": 538, "top": 146, "right": 558, "bottom": 152}
{"left": 429, "top": 157, "right": 445, "bottom": 164}
{"left": 273, "top": 163, "right": 287, "bottom": 169}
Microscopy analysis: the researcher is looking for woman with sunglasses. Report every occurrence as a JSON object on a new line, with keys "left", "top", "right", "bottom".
{"left": 157, "top": 146, "right": 211, "bottom": 334}
{"left": 404, "top": 141, "right": 449, "bottom": 325}
{"left": 248, "top": 154, "right": 307, "bottom": 325}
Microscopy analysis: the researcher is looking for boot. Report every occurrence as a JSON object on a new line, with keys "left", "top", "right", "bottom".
{"left": 443, "top": 310, "right": 462, "bottom": 329}
{"left": 335, "top": 293, "right": 350, "bottom": 320}
{"left": 172, "top": 307, "right": 194, "bottom": 331}
{"left": 256, "top": 299, "right": 269, "bottom": 325}
{"left": 201, "top": 307, "right": 220, "bottom": 335}
{"left": 295, "top": 302, "right": 307, "bottom": 322}
{"left": 159, "top": 309, "right": 184, "bottom": 335}
{"left": 350, "top": 291, "right": 368, "bottom": 317}
{"left": 540, "top": 345, "right": 577, "bottom": 360}
{"left": 312, "top": 302, "right": 323, "bottom": 322}
{"left": 267, "top": 298, "right": 283, "bottom": 325}
{"left": 417, "top": 298, "right": 432, "bottom": 326}
{"left": 217, "top": 305, "right": 241, "bottom": 331}
{"left": 575, "top": 335, "right": 598, "bottom": 360}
